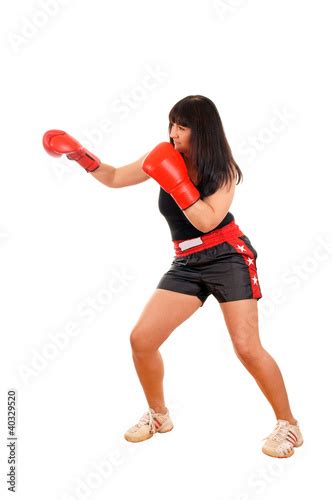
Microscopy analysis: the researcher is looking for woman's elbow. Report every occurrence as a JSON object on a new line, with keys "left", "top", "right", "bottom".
{"left": 201, "top": 217, "right": 226, "bottom": 233}
{"left": 199, "top": 222, "right": 215, "bottom": 233}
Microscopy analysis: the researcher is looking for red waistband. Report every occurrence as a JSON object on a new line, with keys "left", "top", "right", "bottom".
{"left": 173, "top": 220, "right": 244, "bottom": 257}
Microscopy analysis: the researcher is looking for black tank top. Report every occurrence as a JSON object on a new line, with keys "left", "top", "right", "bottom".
{"left": 158, "top": 187, "right": 234, "bottom": 240}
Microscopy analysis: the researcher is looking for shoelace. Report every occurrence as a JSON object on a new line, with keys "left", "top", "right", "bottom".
{"left": 135, "top": 409, "right": 158, "bottom": 434}
{"left": 262, "top": 421, "right": 290, "bottom": 442}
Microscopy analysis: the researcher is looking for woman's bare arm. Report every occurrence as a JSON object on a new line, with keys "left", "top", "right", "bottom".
{"left": 90, "top": 153, "right": 150, "bottom": 188}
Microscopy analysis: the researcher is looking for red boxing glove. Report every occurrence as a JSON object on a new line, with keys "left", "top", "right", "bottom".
{"left": 42, "top": 130, "right": 101, "bottom": 172}
{"left": 142, "top": 142, "right": 200, "bottom": 210}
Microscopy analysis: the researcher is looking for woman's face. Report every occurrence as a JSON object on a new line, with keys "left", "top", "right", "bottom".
{"left": 170, "top": 122, "right": 191, "bottom": 157}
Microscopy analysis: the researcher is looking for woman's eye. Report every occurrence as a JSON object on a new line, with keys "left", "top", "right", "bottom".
{"left": 170, "top": 122, "right": 185, "bottom": 131}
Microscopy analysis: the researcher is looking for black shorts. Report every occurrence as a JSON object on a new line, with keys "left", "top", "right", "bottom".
{"left": 156, "top": 223, "right": 263, "bottom": 307}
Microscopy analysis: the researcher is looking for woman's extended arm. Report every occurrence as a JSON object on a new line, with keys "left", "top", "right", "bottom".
{"left": 90, "top": 154, "right": 150, "bottom": 188}
{"left": 42, "top": 129, "right": 150, "bottom": 188}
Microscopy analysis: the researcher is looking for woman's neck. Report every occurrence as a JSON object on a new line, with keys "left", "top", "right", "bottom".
{"left": 183, "top": 156, "right": 198, "bottom": 184}
{"left": 182, "top": 153, "right": 194, "bottom": 170}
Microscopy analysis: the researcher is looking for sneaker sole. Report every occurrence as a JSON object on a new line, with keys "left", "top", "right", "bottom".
{"left": 124, "top": 425, "right": 174, "bottom": 443}
{"left": 262, "top": 448, "right": 295, "bottom": 458}
{"left": 262, "top": 439, "right": 304, "bottom": 458}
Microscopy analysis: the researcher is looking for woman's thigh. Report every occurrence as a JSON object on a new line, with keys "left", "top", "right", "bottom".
{"left": 219, "top": 298, "right": 262, "bottom": 352}
{"left": 130, "top": 289, "right": 202, "bottom": 352}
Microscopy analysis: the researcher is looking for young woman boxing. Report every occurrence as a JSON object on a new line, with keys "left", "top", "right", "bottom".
{"left": 43, "top": 95, "right": 303, "bottom": 458}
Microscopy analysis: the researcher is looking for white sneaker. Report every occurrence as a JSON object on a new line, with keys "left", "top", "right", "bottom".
{"left": 124, "top": 407, "right": 174, "bottom": 443}
{"left": 262, "top": 419, "right": 304, "bottom": 458}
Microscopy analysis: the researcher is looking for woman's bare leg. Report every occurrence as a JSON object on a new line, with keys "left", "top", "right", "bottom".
{"left": 130, "top": 289, "right": 202, "bottom": 413}
{"left": 220, "top": 299, "right": 297, "bottom": 424}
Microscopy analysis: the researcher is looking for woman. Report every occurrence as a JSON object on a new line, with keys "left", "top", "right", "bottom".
{"left": 43, "top": 95, "right": 303, "bottom": 458}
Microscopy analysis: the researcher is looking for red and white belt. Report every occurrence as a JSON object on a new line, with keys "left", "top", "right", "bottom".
{"left": 173, "top": 220, "right": 244, "bottom": 257}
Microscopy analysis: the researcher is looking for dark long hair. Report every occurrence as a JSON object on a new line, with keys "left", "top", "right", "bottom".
{"left": 168, "top": 95, "right": 243, "bottom": 197}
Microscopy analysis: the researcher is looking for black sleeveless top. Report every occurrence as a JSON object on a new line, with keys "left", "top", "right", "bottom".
{"left": 158, "top": 187, "right": 234, "bottom": 240}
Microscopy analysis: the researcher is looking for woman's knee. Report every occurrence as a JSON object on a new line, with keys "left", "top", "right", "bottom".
{"left": 130, "top": 327, "right": 158, "bottom": 353}
{"left": 232, "top": 337, "right": 263, "bottom": 363}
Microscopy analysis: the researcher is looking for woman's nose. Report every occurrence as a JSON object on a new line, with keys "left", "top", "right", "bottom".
{"left": 170, "top": 126, "right": 178, "bottom": 138}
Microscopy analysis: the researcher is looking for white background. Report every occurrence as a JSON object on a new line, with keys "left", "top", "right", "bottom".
{"left": 1, "top": 0, "right": 331, "bottom": 499}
